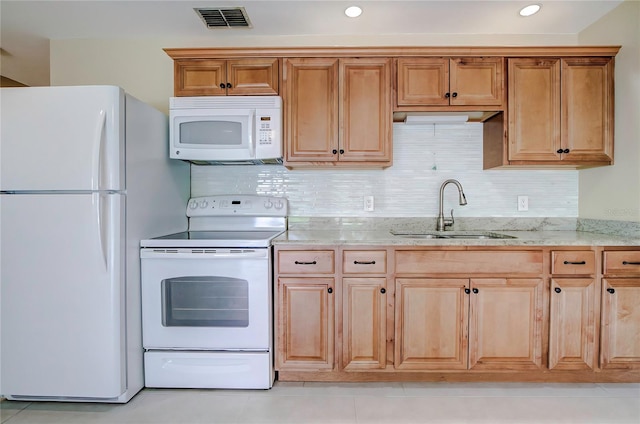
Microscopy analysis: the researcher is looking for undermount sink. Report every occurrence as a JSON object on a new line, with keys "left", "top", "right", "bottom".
{"left": 391, "top": 231, "right": 516, "bottom": 240}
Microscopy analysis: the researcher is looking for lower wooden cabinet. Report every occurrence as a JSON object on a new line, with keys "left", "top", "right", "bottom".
{"left": 600, "top": 278, "right": 640, "bottom": 369}
{"left": 395, "top": 278, "right": 469, "bottom": 370}
{"left": 395, "top": 278, "right": 543, "bottom": 371}
{"left": 274, "top": 246, "right": 640, "bottom": 382}
{"left": 469, "top": 278, "right": 543, "bottom": 370}
{"left": 342, "top": 278, "right": 387, "bottom": 370}
{"left": 600, "top": 251, "right": 640, "bottom": 369}
{"left": 276, "top": 277, "right": 335, "bottom": 370}
{"left": 549, "top": 278, "right": 598, "bottom": 370}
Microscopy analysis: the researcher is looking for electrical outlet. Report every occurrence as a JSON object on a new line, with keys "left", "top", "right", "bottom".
{"left": 364, "top": 196, "right": 375, "bottom": 212}
{"left": 517, "top": 195, "right": 529, "bottom": 211}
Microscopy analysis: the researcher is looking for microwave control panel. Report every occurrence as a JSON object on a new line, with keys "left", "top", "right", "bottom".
{"left": 258, "top": 116, "right": 274, "bottom": 145}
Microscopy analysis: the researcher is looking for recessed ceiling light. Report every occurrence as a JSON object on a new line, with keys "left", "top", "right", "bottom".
{"left": 345, "top": 6, "right": 362, "bottom": 18}
{"left": 519, "top": 4, "right": 541, "bottom": 17}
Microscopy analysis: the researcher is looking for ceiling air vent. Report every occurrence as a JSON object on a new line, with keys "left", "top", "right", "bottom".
{"left": 195, "top": 7, "right": 252, "bottom": 29}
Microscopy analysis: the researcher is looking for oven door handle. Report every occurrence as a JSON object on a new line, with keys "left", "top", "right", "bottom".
{"left": 140, "top": 249, "right": 268, "bottom": 259}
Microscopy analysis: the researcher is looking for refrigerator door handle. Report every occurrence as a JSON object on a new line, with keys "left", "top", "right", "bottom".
{"left": 92, "top": 110, "right": 107, "bottom": 191}
{"left": 93, "top": 192, "right": 108, "bottom": 271}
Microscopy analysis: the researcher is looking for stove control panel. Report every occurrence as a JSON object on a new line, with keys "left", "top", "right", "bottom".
{"left": 186, "top": 195, "right": 288, "bottom": 217}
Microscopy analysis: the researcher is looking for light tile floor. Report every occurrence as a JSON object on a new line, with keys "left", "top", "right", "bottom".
{"left": 1, "top": 382, "right": 639, "bottom": 424}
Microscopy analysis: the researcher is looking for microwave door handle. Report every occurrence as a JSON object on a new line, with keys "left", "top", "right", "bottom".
{"left": 248, "top": 110, "right": 255, "bottom": 158}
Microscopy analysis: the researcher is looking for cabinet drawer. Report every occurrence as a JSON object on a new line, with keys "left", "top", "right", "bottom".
{"left": 396, "top": 250, "right": 543, "bottom": 274}
{"left": 551, "top": 251, "right": 595, "bottom": 275}
{"left": 604, "top": 251, "right": 640, "bottom": 275}
{"left": 278, "top": 250, "right": 335, "bottom": 274}
{"left": 343, "top": 250, "right": 387, "bottom": 274}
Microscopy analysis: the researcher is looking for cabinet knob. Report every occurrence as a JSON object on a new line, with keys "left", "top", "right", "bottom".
{"left": 554, "top": 287, "right": 562, "bottom": 293}
{"left": 380, "top": 288, "right": 386, "bottom": 294}
{"left": 332, "top": 149, "right": 338, "bottom": 154}
{"left": 464, "top": 288, "right": 471, "bottom": 294}
{"left": 452, "top": 92, "right": 458, "bottom": 98}
{"left": 607, "top": 288, "right": 615, "bottom": 294}
{"left": 328, "top": 287, "right": 333, "bottom": 294}
{"left": 219, "top": 83, "right": 226, "bottom": 89}
{"left": 472, "top": 288, "right": 479, "bottom": 294}
{"left": 563, "top": 148, "right": 570, "bottom": 154}
{"left": 339, "top": 149, "right": 345, "bottom": 154}
{"left": 226, "top": 82, "right": 232, "bottom": 88}
{"left": 557, "top": 149, "right": 564, "bottom": 154}
{"left": 445, "top": 92, "right": 451, "bottom": 99}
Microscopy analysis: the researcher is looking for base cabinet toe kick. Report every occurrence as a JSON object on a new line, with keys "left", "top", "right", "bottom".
{"left": 274, "top": 245, "right": 640, "bottom": 383}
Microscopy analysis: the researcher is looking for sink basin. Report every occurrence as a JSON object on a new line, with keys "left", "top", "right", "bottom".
{"left": 391, "top": 231, "right": 516, "bottom": 240}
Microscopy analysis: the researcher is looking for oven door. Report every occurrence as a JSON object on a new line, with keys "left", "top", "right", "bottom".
{"left": 140, "top": 248, "right": 271, "bottom": 350}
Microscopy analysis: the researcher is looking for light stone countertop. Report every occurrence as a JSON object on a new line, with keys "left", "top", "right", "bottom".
{"left": 273, "top": 229, "right": 640, "bottom": 247}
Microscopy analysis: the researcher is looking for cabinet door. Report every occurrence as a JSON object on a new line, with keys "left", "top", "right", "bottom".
{"left": 340, "top": 58, "right": 392, "bottom": 162}
{"left": 174, "top": 59, "right": 226, "bottom": 96}
{"left": 226, "top": 59, "right": 279, "bottom": 95}
{"left": 276, "top": 278, "right": 335, "bottom": 370}
{"left": 395, "top": 278, "right": 469, "bottom": 370}
{"left": 601, "top": 279, "right": 640, "bottom": 369}
{"left": 283, "top": 58, "right": 339, "bottom": 162}
{"left": 507, "top": 59, "right": 561, "bottom": 161}
{"left": 561, "top": 58, "right": 614, "bottom": 162}
{"left": 342, "top": 278, "right": 387, "bottom": 370}
{"left": 549, "top": 278, "right": 597, "bottom": 370}
{"left": 450, "top": 57, "right": 504, "bottom": 106}
{"left": 469, "top": 278, "right": 543, "bottom": 370}
{"left": 396, "top": 58, "right": 449, "bottom": 106}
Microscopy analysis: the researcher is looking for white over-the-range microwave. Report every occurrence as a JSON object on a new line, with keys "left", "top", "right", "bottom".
{"left": 169, "top": 96, "right": 282, "bottom": 163}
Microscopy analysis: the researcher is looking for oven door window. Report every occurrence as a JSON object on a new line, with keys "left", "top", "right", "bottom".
{"left": 161, "top": 276, "right": 249, "bottom": 327}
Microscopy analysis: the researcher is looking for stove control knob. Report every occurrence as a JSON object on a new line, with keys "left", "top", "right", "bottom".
{"left": 264, "top": 200, "right": 273, "bottom": 209}
{"left": 274, "top": 200, "right": 284, "bottom": 210}
{"left": 199, "top": 200, "right": 209, "bottom": 208}
{"left": 189, "top": 201, "right": 198, "bottom": 209}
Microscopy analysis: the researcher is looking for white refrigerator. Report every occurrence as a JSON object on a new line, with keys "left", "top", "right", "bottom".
{"left": 0, "top": 86, "right": 190, "bottom": 402}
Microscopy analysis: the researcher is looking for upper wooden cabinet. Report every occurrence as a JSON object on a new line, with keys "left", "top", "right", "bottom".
{"left": 396, "top": 57, "right": 504, "bottom": 108}
{"left": 282, "top": 57, "right": 392, "bottom": 167}
{"left": 173, "top": 58, "right": 279, "bottom": 96}
{"left": 485, "top": 56, "right": 614, "bottom": 168}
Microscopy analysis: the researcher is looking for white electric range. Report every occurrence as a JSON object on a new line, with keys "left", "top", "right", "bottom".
{"left": 140, "top": 195, "right": 287, "bottom": 389}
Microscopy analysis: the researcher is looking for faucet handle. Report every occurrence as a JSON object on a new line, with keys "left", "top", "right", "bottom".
{"left": 441, "top": 209, "right": 455, "bottom": 230}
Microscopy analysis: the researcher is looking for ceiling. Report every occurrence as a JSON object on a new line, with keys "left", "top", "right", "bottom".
{"left": 0, "top": 1, "right": 624, "bottom": 85}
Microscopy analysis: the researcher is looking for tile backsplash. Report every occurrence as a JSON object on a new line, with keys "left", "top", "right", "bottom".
{"left": 191, "top": 123, "right": 578, "bottom": 218}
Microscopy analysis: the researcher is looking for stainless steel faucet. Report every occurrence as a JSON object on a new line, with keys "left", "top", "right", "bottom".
{"left": 436, "top": 179, "right": 467, "bottom": 231}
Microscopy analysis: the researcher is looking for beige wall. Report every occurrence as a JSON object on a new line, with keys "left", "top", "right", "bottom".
{"left": 50, "top": 33, "right": 577, "bottom": 114}
{"left": 578, "top": 0, "right": 640, "bottom": 222}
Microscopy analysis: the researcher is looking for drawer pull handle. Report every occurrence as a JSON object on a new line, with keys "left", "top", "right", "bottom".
{"left": 294, "top": 260, "right": 317, "bottom": 265}
{"left": 563, "top": 260, "right": 586, "bottom": 265}
{"left": 607, "top": 288, "right": 615, "bottom": 294}
{"left": 622, "top": 261, "right": 640, "bottom": 265}
{"left": 554, "top": 287, "right": 562, "bottom": 293}
{"left": 354, "top": 260, "right": 376, "bottom": 265}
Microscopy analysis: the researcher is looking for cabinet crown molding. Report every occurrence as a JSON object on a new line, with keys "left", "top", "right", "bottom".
{"left": 164, "top": 46, "right": 621, "bottom": 59}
